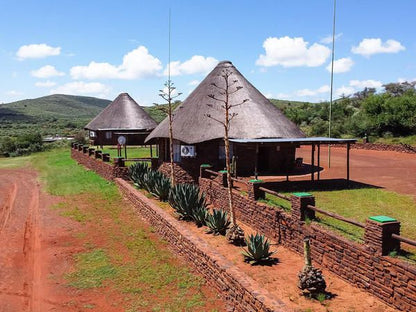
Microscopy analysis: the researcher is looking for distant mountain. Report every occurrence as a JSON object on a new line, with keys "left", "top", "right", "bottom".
{"left": 1, "top": 94, "right": 111, "bottom": 119}
{"left": 0, "top": 94, "right": 111, "bottom": 138}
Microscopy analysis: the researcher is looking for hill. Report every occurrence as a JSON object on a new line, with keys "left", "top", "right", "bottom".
{"left": 0, "top": 94, "right": 111, "bottom": 138}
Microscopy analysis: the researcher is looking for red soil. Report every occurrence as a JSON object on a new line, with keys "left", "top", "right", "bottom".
{"left": 0, "top": 169, "right": 224, "bottom": 312}
{"left": 257, "top": 146, "right": 416, "bottom": 200}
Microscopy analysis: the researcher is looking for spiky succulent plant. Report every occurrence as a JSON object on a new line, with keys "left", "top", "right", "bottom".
{"left": 206, "top": 209, "right": 230, "bottom": 235}
{"left": 242, "top": 233, "right": 276, "bottom": 265}
{"left": 169, "top": 183, "right": 206, "bottom": 220}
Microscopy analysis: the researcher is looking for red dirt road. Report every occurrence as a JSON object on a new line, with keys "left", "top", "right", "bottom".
{"left": 0, "top": 169, "right": 46, "bottom": 312}
{"left": 296, "top": 146, "right": 416, "bottom": 199}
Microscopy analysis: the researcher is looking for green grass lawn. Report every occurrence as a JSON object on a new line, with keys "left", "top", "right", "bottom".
{"left": 0, "top": 148, "right": 222, "bottom": 311}
{"left": 99, "top": 145, "right": 157, "bottom": 159}
{"left": 263, "top": 188, "right": 416, "bottom": 261}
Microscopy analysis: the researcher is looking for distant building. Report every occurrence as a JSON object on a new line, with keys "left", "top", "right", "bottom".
{"left": 146, "top": 61, "right": 308, "bottom": 183}
{"left": 85, "top": 93, "right": 157, "bottom": 146}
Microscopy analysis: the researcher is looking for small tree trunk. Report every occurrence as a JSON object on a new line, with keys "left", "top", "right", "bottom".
{"left": 168, "top": 99, "right": 176, "bottom": 187}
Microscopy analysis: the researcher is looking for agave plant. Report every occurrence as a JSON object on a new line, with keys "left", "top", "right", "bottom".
{"left": 129, "top": 162, "right": 150, "bottom": 189}
{"left": 152, "top": 174, "right": 171, "bottom": 201}
{"left": 169, "top": 184, "right": 206, "bottom": 220}
{"left": 242, "top": 233, "right": 276, "bottom": 265}
{"left": 206, "top": 209, "right": 230, "bottom": 235}
{"left": 192, "top": 205, "right": 209, "bottom": 227}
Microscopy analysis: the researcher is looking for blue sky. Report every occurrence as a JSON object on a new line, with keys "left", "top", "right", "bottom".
{"left": 1, "top": 0, "right": 415, "bottom": 105}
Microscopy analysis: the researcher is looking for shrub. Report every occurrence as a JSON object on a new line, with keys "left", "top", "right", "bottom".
{"left": 242, "top": 233, "right": 275, "bottom": 265}
{"left": 206, "top": 209, "right": 230, "bottom": 235}
{"left": 129, "top": 162, "right": 150, "bottom": 189}
{"left": 192, "top": 206, "right": 208, "bottom": 227}
{"left": 169, "top": 184, "right": 206, "bottom": 221}
{"left": 152, "top": 173, "right": 171, "bottom": 201}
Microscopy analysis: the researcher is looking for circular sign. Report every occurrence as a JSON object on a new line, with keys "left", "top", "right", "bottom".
{"left": 117, "top": 135, "right": 126, "bottom": 145}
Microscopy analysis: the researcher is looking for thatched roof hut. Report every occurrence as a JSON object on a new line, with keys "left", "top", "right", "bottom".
{"left": 146, "top": 60, "right": 304, "bottom": 144}
{"left": 85, "top": 93, "right": 157, "bottom": 146}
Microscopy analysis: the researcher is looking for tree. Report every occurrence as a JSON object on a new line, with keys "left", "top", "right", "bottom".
{"left": 383, "top": 81, "right": 416, "bottom": 97}
{"left": 206, "top": 68, "right": 248, "bottom": 245}
{"left": 157, "top": 80, "right": 182, "bottom": 186}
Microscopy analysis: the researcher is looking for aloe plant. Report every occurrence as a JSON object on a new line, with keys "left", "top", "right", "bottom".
{"left": 129, "top": 162, "right": 150, "bottom": 189}
{"left": 242, "top": 233, "right": 276, "bottom": 265}
{"left": 192, "top": 205, "right": 208, "bottom": 227}
{"left": 206, "top": 209, "right": 230, "bottom": 235}
{"left": 169, "top": 184, "right": 206, "bottom": 220}
{"left": 152, "top": 174, "right": 171, "bottom": 201}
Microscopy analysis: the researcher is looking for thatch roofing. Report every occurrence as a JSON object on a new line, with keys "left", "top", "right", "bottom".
{"left": 145, "top": 61, "right": 305, "bottom": 144}
{"left": 85, "top": 93, "right": 157, "bottom": 131}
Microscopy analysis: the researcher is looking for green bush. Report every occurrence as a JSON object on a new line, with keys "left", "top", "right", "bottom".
{"left": 129, "top": 162, "right": 150, "bottom": 189}
{"left": 169, "top": 184, "right": 206, "bottom": 221}
{"left": 206, "top": 209, "right": 230, "bottom": 235}
{"left": 152, "top": 173, "right": 171, "bottom": 201}
{"left": 242, "top": 233, "right": 276, "bottom": 265}
{"left": 192, "top": 205, "right": 209, "bottom": 227}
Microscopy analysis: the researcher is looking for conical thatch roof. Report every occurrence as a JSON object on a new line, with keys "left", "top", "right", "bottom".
{"left": 146, "top": 61, "right": 304, "bottom": 144}
{"left": 85, "top": 93, "right": 157, "bottom": 131}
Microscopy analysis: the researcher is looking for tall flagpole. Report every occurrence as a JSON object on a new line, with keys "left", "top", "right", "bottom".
{"left": 328, "top": 0, "right": 336, "bottom": 168}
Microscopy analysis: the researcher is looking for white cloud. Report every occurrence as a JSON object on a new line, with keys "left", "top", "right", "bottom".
{"left": 6, "top": 90, "right": 22, "bottom": 96}
{"left": 31, "top": 65, "right": 65, "bottom": 78}
{"left": 320, "top": 33, "right": 343, "bottom": 44}
{"left": 398, "top": 77, "right": 416, "bottom": 83}
{"left": 164, "top": 56, "right": 218, "bottom": 76}
{"left": 16, "top": 43, "right": 61, "bottom": 60}
{"left": 335, "top": 86, "right": 356, "bottom": 97}
{"left": 51, "top": 81, "right": 111, "bottom": 98}
{"left": 349, "top": 79, "right": 382, "bottom": 89}
{"left": 296, "top": 85, "right": 330, "bottom": 97}
{"left": 188, "top": 80, "right": 200, "bottom": 86}
{"left": 70, "top": 46, "right": 162, "bottom": 80}
{"left": 35, "top": 80, "right": 56, "bottom": 87}
{"left": 256, "top": 36, "right": 331, "bottom": 67}
{"left": 351, "top": 38, "right": 405, "bottom": 56}
{"left": 326, "top": 57, "right": 354, "bottom": 73}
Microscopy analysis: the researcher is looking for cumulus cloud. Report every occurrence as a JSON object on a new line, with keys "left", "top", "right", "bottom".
{"left": 6, "top": 90, "right": 22, "bottom": 96}
{"left": 51, "top": 81, "right": 111, "bottom": 98}
{"left": 326, "top": 57, "right": 354, "bottom": 73}
{"left": 349, "top": 79, "right": 382, "bottom": 89}
{"left": 31, "top": 65, "right": 65, "bottom": 78}
{"left": 296, "top": 85, "right": 330, "bottom": 97}
{"left": 256, "top": 36, "right": 330, "bottom": 67}
{"left": 351, "top": 38, "right": 405, "bottom": 56}
{"left": 164, "top": 56, "right": 218, "bottom": 76}
{"left": 188, "top": 80, "right": 200, "bottom": 86}
{"left": 320, "top": 33, "right": 343, "bottom": 44}
{"left": 35, "top": 80, "right": 56, "bottom": 87}
{"left": 335, "top": 79, "right": 382, "bottom": 97}
{"left": 70, "top": 46, "right": 162, "bottom": 80}
{"left": 16, "top": 43, "right": 61, "bottom": 60}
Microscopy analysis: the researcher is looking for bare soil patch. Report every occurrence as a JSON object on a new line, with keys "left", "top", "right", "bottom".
{"left": 0, "top": 168, "right": 224, "bottom": 312}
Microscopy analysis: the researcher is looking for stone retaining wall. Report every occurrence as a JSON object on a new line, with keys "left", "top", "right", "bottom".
{"left": 199, "top": 177, "right": 416, "bottom": 311}
{"left": 115, "top": 178, "right": 289, "bottom": 312}
{"left": 336, "top": 142, "right": 416, "bottom": 154}
{"left": 71, "top": 148, "right": 129, "bottom": 181}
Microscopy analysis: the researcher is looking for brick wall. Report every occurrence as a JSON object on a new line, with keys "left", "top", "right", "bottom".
{"left": 199, "top": 177, "right": 416, "bottom": 312}
{"left": 71, "top": 148, "right": 129, "bottom": 181}
{"left": 335, "top": 142, "right": 416, "bottom": 154}
{"left": 115, "top": 178, "right": 289, "bottom": 312}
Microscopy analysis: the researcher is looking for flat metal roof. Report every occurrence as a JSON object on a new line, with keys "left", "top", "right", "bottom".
{"left": 229, "top": 137, "right": 357, "bottom": 144}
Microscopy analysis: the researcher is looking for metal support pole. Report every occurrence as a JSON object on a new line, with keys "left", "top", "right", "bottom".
{"left": 311, "top": 144, "right": 315, "bottom": 181}
{"left": 347, "top": 142, "right": 350, "bottom": 182}
{"left": 150, "top": 144, "right": 153, "bottom": 158}
{"left": 317, "top": 143, "right": 321, "bottom": 180}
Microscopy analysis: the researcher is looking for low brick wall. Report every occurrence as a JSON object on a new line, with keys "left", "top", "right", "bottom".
{"left": 115, "top": 178, "right": 289, "bottom": 312}
{"left": 157, "top": 162, "right": 196, "bottom": 184}
{"left": 199, "top": 177, "right": 416, "bottom": 311}
{"left": 71, "top": 148, "right": 129, "bottom": 181}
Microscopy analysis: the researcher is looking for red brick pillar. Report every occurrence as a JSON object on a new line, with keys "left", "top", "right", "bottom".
{"left": 364, "top": 216, "right": 400, "bottom": 256}
{"left": 290, "top": 193, "right": 315, "bottom": 222}
{"left": 94, "top": 150, "right": 102, "bottom": 159}
{"left": 247, "top": 179, "right": 265, "bottom": 200}
{"left": 78, "top": 144, "right": 83, "bottom": 151}
{"left": 218, "top": 170, "right": 228, "bottom": 187}
{"left": 88, "top": 148, "right": 95, "bottom": 156}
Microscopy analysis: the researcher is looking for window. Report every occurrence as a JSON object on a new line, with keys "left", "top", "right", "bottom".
{"left": 105, "top": 131, "right": 112, "bottom": 139}
{"left": 89, "top": 131, "right": 96, "bottom": 138}
{"left": 173, "top": 141, "right": 181, "bottom": 163}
